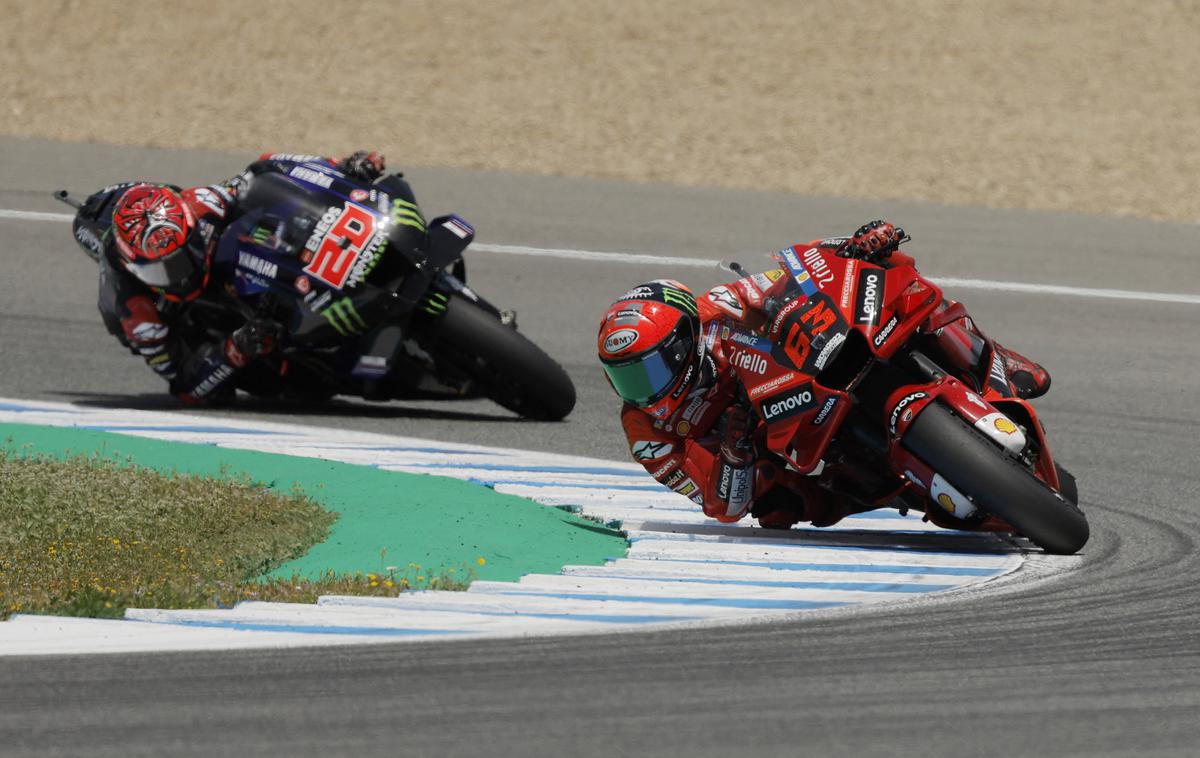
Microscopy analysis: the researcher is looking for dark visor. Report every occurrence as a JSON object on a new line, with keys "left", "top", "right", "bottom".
{"left": 602, "top": 321, "right": 695, "bottom": 407}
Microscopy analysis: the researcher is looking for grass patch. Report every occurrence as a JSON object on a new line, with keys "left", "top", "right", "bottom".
{"left": 0, "top": 449, "right": 472, "bottom": 620}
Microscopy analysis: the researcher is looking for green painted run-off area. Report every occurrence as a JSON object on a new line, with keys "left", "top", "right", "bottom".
{"left": 0, "top": 423, "right": 627, "bottom": 582}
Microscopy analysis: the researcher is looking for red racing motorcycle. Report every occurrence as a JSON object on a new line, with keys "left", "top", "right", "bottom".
{"left": 725, "top": 235, "right": 1088, "bottom": 554}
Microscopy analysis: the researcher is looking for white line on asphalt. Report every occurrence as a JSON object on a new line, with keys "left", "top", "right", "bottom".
{"left": 6, "top": 207, "right": 1198, "bottom": 305}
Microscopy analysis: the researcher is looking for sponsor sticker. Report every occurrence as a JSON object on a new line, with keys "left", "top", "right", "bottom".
{"left": 873, "top": 314, "right": 899, "bottom": 348}
{"left": 303, "top": 203, "right": 386, "bottom": 289}
{"left": 350, "top": 188, "right": 369, "bottom": 202}
{"left": 707, "top": 285, "right": 744, "bottom": 318}
{"left": 631, "top": 440, "right": 673, "bottom": 461}
{"left": 778, "top": 247, "right": 819, "bottom": 297}
{"left": 994, "top": 417, "right": 1019, "bottom": 434}
{"left": 716, "top": 464, "right": 734, "bottom": 501}
{"left": 747, "top": 372, "right": 800, "bottom": 400}
{"left": 812, "top": 331, "right": 847, "bottom": 371}
{"left": 738, "top": 278, "right": 762, "bottom": 307}
{"left": 801, "top": 246, "right": 835, "bottom": 289}
{"left": 289, "top": 165, "right": 335, "bottom": 189}
{"left": 726, "top": 466, "right": 752, "bottom": 515}
{"left": 191, "top": 187, "right": 227, "bottom": 218}
{"left": 812, "top": 396, "right": 838, "bottom": 426}
{"left": 74, "top": 224, "right": 103, "bottom": 255}
{"left": 840, "top": 259, "right": 857, "bottom": 309}
{"left": 604, "top": 328, "right": 639, "bottom": 355}
{"left": 854, "top": 268, "right": 884, "bottom": 326}
{"left": 728, "top": 347, "right": 768, "bottom": 375}
{"left": 759, "top": 383, "right": 816, "bottom": 424}
{"left": 988, "top": 351, "right": 1010, "bottom": 394}
{"left": 294, "top": 275, "right": 311, "bottom": 294}
{"left": 726, "top": 328, "right": 771, "bottom": 352}
{"left": 769, "top": 297, "right": 802, "bottom": 338}
{"left": 619, "top": 285, "right": 654, "bottom": 300}
{"left": 889, "top": 391, "right": 927, "bottom": 435}
{"left": 651, "top": 460, "right": 676, "bottom": 479}
{"left": 663, "top": 469, "right": 687, "bottom": 488}
{"left": 237, "top": 251, "right": 278, "bottom": 279}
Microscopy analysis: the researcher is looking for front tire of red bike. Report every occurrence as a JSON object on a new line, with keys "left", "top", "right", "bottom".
{"left": 902, "top": 402, "right": 1089, "bottom": 554}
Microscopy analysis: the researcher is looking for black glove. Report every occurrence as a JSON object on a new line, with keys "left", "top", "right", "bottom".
{"left": 339, "top": 150, "right": 386, "bottom": 183}
{"left": 846, "top": 219, "right": 904, "bottom": 259}
{"left": 225, "top": 318, "right": 282, "bottom": 368}
{"left": 719, "top": 404, "right": 757, "bottom": 467}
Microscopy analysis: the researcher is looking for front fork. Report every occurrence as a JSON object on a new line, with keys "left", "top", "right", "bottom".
{"left": 881, "top": 352, "right": 1059, "bottom": 525}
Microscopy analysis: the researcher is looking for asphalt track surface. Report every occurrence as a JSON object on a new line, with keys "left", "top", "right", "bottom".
{"left": 2, "top": 138, "right": 1199, "bottom": 756}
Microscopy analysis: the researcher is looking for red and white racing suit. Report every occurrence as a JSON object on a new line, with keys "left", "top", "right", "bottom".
{"left": 619, "top": 241, "right": 856, "bottom": 528}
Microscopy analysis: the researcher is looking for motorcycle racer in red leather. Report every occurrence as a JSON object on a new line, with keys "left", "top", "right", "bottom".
{"left": 76, "top": 151, "right": 388, "bottom": 404}
{"left": 597, "top": 220, "right": 1051, "bottom": 529}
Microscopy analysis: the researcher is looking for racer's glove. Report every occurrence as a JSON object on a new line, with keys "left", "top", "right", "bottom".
{"left": 339, "top": 150, "right": 386, "bottom": 183}
{"left": 846, "top": 219, "right": 904, "bottom": 259}
{"left": 719, "top": 404, "right": 757, "bottom": 468}
{"left": 224, "top": 318, "right": 283, "bottom": 369}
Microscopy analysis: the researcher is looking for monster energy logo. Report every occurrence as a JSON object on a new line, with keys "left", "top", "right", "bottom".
{"left": 662, "top": 287, "right": 697, "bottom": 316}
{"left": 320, "top": 297, "right": 368, "bottom": 336}
{"left": 391, "top": 199, "right": 426, "bottom": 232}
{"left": 251, "top": 226, "right": 271, "bottom": 245}
{"left": 421, "top": 291, "right": 449, "bottom": 315}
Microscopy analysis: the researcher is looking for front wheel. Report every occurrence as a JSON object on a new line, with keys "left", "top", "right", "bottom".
{"left": 427, "top": 294, "right": 576, "bottom": 421}
{"left": 903, "top": 402, "right": 1089, "bottom": 554}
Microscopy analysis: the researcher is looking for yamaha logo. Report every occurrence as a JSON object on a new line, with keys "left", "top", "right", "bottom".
{"left": 603, "top": 328, "right": 639, "bottom": 354}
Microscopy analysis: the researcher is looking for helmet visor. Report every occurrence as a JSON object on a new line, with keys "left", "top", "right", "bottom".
{"left": 124, "top": 244, "right": 198, "bottom": 289}
{"left": 603, "top": 321, "right": 695, "bottom": 407}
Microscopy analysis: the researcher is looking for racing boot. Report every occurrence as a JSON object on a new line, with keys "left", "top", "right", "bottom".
{"left": 925, "top": 301, "right": 1051, "bottom": 400}
{"left": 993, "top": 343, "right": 1051, "bottom": 399}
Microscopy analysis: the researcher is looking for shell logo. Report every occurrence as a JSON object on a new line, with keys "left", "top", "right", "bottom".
{"left": 993, "top": 417, "right": 1019, "bottom": 435}
{"left": 937, "top": 493, "right": 957, "bottom": 514}
{"left": 603, "top": 328, "right": 639, "bottom": 355}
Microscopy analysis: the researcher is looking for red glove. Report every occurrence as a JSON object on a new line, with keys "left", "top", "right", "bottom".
{"left": 847, "top": 220, "right": 903, "bottom": 259}
{"left": 719, "top": 405, "right": 757, "bottom": 467}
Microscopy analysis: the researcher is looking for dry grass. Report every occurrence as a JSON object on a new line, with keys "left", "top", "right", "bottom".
{"left": 2, "top": 0, "right": 1198, "bottom": 222}
{"left": 0, "top": 450, "right": 471, "bottom": 620}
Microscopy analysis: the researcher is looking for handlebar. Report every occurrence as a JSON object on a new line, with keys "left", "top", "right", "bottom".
{"left": 54, "top": 190, "right": 84, "bottom": 210}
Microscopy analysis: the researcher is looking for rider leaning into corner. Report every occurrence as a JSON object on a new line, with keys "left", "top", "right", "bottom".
{"left": 74, "top": 151, "right": 394, "bottom": 405}
{"left": 597, "top": 220, "right": 1052, "bottom": 530}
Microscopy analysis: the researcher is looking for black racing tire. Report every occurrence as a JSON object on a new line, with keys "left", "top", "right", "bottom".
{"left": 903, "top": 402, "right": 1089, "bottom": 554}
{"left": 429, "top": 294, "right": 576, "bottom": 421}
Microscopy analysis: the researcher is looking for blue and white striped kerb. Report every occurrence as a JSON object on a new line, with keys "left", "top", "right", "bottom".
{"left": 0, "top": 398, "right": 1024, "bottom": 655}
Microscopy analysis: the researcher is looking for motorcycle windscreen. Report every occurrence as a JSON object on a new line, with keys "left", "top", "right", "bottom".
{"left": 603, "top": 326, "right": 694, "bottom": 407}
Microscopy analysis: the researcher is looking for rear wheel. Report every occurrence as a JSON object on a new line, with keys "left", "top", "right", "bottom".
{"left": 903, "top": 402, "right": 1089, "bottom": 554}
{"left": 427, "top": 294, "right": 576, "bottom": 421}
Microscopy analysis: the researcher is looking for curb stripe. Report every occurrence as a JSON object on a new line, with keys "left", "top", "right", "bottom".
{"left": 0, "top": 399, "right": 1033, "bottom": 655}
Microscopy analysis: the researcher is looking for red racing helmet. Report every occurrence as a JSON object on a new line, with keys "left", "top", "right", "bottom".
{"left": 597, "top": 280, "right": 703, "bottom": 418}
{"left": 111, "top": 184, "right": 203, "bottom": 294}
